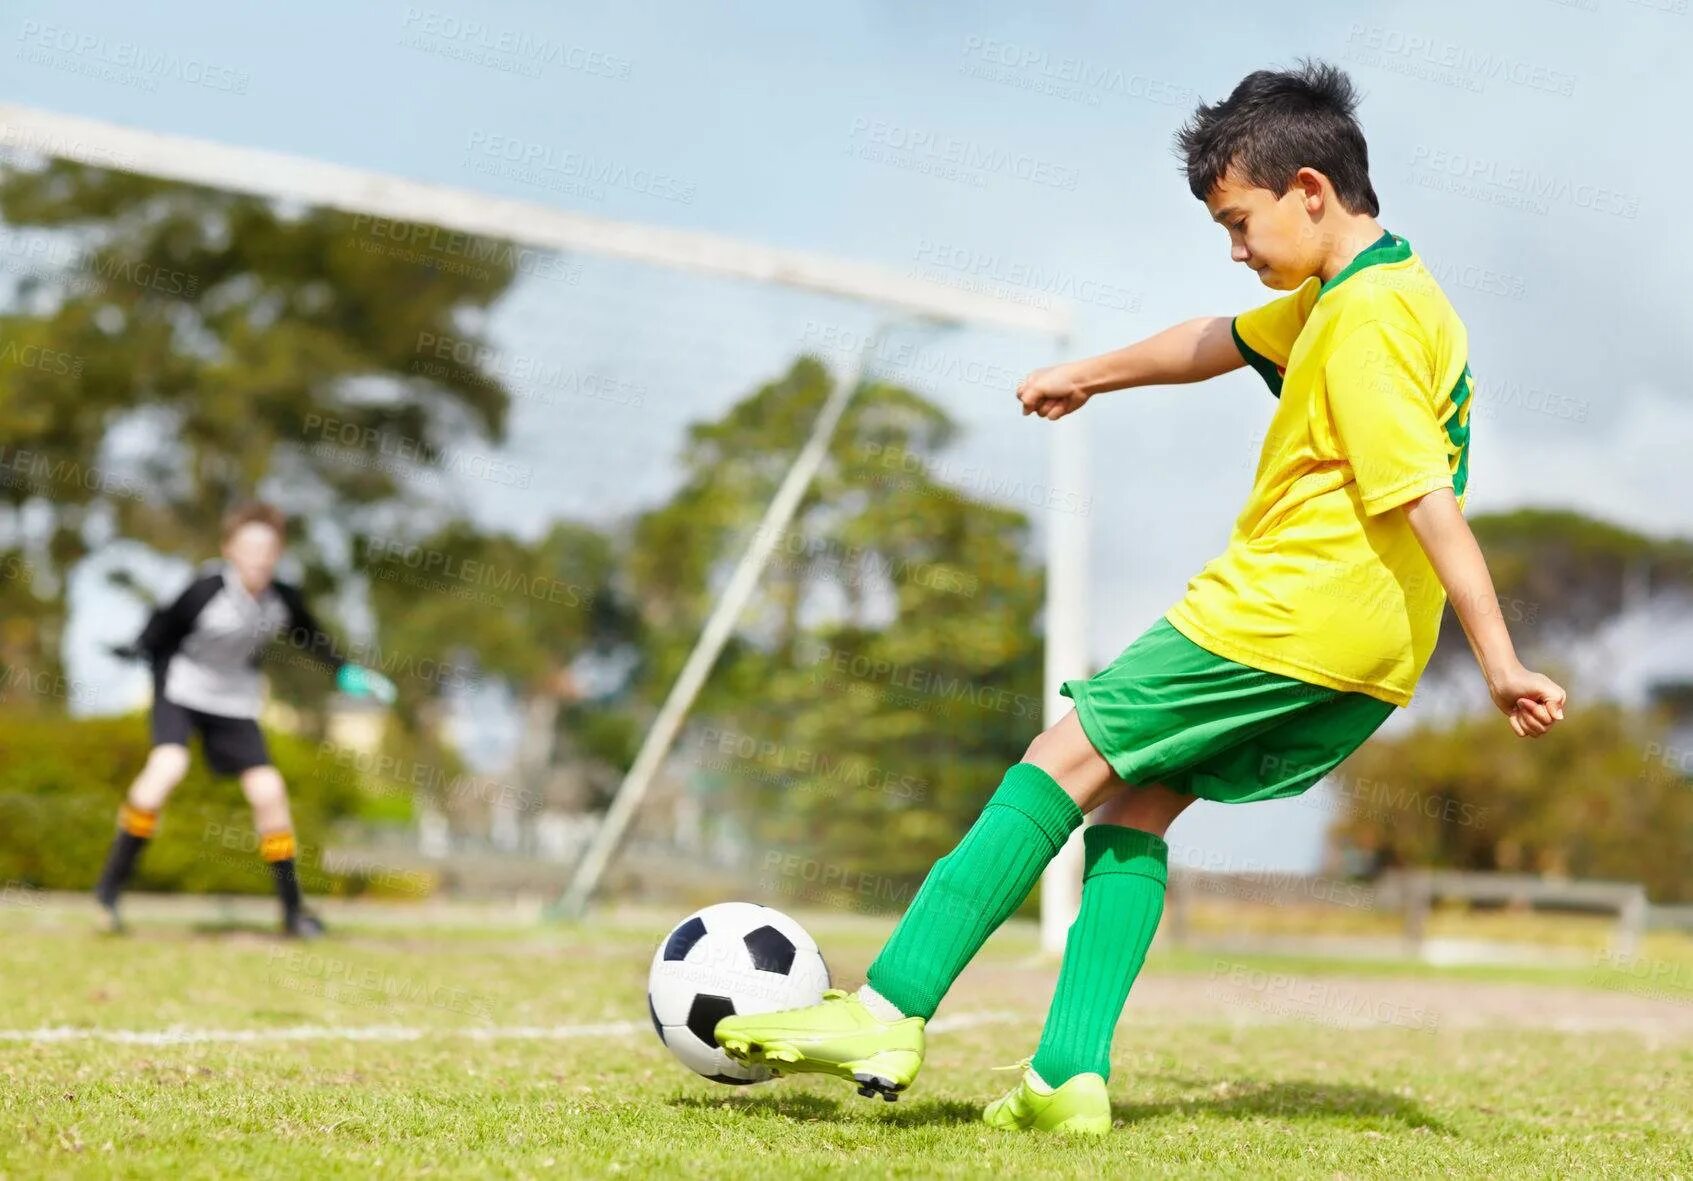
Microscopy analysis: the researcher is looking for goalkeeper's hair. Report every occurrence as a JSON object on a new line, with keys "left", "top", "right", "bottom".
{"left": 1174, "top": 60, "right": 1379, "bottom": 216}
{"left": 221, "top": 500, "right": 287, "bottom": 543}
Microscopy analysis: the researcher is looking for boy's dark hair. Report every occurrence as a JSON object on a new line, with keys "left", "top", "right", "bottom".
{"left": 221, "top": 500, "right": 287, "bottom": 542}
{"left": 1175, "top": 60, "right": 1379, "bottom": 216}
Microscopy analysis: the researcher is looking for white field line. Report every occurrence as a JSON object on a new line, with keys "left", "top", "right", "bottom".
{"left": 929, "top": 1010, "right": 1030, "bottom": 1033}
{"left": 0, "top": 1010, "right": 1033, "bottom": 1046}
{"left": 0, "top": 1022, "right": 644, "bottom": 1046}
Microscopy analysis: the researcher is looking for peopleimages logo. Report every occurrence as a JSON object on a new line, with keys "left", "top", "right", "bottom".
{"left": 0, "top": 448, "right": 144, "bottom": 501}
{"left": 1410, "top": 145, "right": 1639, "bottom": 219}
{"left": 0, "top": 122, "right": 135, "bottom": 171}
{"left": 410, "top": 332, "right": 646, "bottom": 407}
{"left": 463, "top": 130, "right": 696, "bottom": 204}
{"left": 0, "top": 339, "right": 83, "bottom": 377}
{"left": 911, "top": 238, "right": 1139, "bottom": 312}
{"left": 961, "top": 34, "right": 1198, "bottom": 104}
{"left": 399, "top": 8, "right": 633, "bottom": 80}
{"left": 846, "top": 117, "right": 1080, "bottom": 191}
{"left": 1418, "top": 254, "right": 1528, "bottom": 302}
{"left": 798, "top": 639, "right": 1041, "bottom": 720}
{"left": 16, "top": 20, "right": 252, "bottom": 93}
{"left": 359, "top": 535, "right": 595, "bottom": 609}
{"left": 1344, "top": 24, "right": 1577, "bottom": 97}
{"left": 302, "top": 414, "right": 533, "bottom": 490}
{"left": 349, "top": 215, "right": 579, "bottom": 283}
{"left": 748, "top": 521, "right": 979, "bottom": 598}
{"left": 699, "top": 727, "right": 928, "bottom": 802}
{"left": 861, "top": 440, "right": 1093, "bottom": 519}
{"left": 799, "top": 321, "right": 1024, "bottom": 394}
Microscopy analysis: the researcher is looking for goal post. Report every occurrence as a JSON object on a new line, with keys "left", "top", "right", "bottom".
{"left": 1040, "top": 415, "right": 1089, "bottom": 952}
{"left": 0, "top": 103, "right": 1087, "bottom": 943}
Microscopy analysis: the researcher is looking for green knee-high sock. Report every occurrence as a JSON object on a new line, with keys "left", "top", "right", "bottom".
{"left": 1030, "top": 824, "right": 1167, "bottom": 1087}
{"left": 866, "top": 763, "right": 1082, "bottom": 1021}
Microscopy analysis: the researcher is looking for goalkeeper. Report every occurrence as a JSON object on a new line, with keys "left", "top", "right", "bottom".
{"left": 97, "top": 501, "right": 395, "bottom": 938}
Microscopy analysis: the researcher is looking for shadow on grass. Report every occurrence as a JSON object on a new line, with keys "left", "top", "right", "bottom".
{"left": 78, "top": 920, "right": 285, "bottom": 942}
{"left": 1114, "top": 1075, "right": 1454, "bottom": 1135}
{"left": 670, "top": 1091, "right": 846, "bottom": 1122}
{"left": 674, "top": 1078, "right": 1452, "bottom": 1135}
{"left": 670, "top": 1090, "right": 984, "bottom": 1127}
{"left": 187, "top": 920, "right": 288, "bottom": 938}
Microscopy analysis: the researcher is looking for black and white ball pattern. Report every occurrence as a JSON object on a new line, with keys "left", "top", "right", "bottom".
{"left": 647, "top": 901, "right": 830, "bottom": 1084}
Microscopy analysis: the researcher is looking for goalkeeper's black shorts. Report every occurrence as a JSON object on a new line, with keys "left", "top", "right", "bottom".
{"left": 150, "top": 695, "right": 272, "bottom": 777}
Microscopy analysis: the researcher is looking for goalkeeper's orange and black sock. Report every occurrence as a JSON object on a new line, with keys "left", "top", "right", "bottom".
{"left": 260, "top": 829, "right": 302, "bottom": 922}
{"left": 95, "top": 804, "right": 159, "bottom": 907}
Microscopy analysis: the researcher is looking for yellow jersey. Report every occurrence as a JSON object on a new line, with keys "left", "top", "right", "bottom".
{"left": 1165, "top": 231, "right": 1473, "bottom": 707}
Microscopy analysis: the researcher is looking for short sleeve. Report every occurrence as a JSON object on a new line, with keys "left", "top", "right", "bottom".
{"left": 1232, "top": 278, "right": 1319, "bottom": 397}
{"left": 1325, "top": 320, "right": 1454, "bottom": 516}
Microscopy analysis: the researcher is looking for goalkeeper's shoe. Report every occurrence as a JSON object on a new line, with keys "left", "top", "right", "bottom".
{"left": 982, "top": 1059, "right": 1112, "bottom": 1136}
{"left": 283, "top": 909, "right": 327, "bottom": 939}
{"left": 95, "top": 895, "right": 126, "bottom": 936}
{"left": 715, "top": 988, "right": 926, "bottom": 1101}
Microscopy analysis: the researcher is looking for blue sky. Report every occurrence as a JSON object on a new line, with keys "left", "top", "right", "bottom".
{"left": 9, "top": 0, "right": 1691, "bottom": 869}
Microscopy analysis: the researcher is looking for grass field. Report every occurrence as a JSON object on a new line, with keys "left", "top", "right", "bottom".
{"left": 3, "top": 895, "right": 1692, "bottom": 1179}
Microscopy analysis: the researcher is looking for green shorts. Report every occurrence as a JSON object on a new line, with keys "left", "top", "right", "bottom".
{"left": 1061, "top": 617, "right": 1395, "bottom": 805}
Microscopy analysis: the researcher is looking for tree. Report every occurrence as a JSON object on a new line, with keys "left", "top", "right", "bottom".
{"left": 0, "top": 157, "right": 523, "bottom": 713}
{"left": 625, "top": 357, "right": 1044, "bottom": 899}
{"left": 1429, "top": 508, "right": 1693, "bottom": 675}
{"left": 1332, "top": 703, "right": 1693, "bottom": 901}
{"left": 357, "top": 518, "right": 634, "bottom": 824}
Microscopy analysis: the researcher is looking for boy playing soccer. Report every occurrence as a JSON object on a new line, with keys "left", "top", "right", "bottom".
{"left": 96, "top": 501, "right": 396, "bottom": 937}
{"left": 714, "top": 62, "right": 1567, "bottom": 1135}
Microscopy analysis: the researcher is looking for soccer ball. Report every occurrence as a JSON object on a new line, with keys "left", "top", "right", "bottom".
{"left": 647, "top": 901, "right": 830, "bottom": 1085}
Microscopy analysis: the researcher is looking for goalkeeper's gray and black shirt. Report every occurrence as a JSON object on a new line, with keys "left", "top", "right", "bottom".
{"left": 133, "top": 563, "right": 344, "bottom": 719}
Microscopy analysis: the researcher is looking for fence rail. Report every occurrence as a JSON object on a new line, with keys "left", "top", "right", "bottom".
{"left": 1163, "top": 867, "right": 1651, "bottom": 962}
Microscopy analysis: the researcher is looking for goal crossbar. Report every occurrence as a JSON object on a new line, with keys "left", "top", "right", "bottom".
{"left": 0, "top": 104, "right": 1067, "bottom": 337}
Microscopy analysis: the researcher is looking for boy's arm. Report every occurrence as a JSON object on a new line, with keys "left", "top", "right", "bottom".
{"left": 272, "top": 580, "right": 347, "bottom": 676}
{"left": 1017, "top": 316, "right": 1242, "bottom": 420}
{"left": 1403, "top": 488, "right": 1567, "bottom": 737}
{"left": 116, "top": 574, "right": 223, "bottom": 667}
{"left": 272, "top": 581, "right": 397, "bottom": 703}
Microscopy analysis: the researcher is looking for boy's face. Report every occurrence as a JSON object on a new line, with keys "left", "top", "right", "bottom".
{"left": 1205, "top": 166, "right": 1328, "bottom": 291}
{"left": 223, "top": 522, "right": 283, "bottom": 595}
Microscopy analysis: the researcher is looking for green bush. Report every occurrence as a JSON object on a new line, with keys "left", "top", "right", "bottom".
{"left": 0, "top": 713, "right": 372, "bottom": 896}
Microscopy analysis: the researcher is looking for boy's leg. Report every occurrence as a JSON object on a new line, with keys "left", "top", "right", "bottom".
{"left": 984, "top": 785, "right": 1191, "bottom": 1136}
{"left": 717, "top": 712, "right": 1121, "bottom": 1097}
{"left": 863, "top": 712, "right": 1119, "bottom": 1019}
{"left": 1028, "top": 784, "right": 1192, "bottom": 1087}
{"left": 990, "top": 686, "right": 1395, "bottom": 1131}
{"left": 205, "top": 715, "right": 313, "bottom": 933}
{"left": 237, "top": 762, "right": 319, "bottom": 936}
{"left": 219, "top": 717, "right": 322, "bottom": 937}
{"left": 95, "top": 743, "right": 191, "bottom": 928}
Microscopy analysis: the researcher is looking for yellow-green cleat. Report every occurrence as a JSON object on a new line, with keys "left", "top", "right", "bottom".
{"left": 714, "top": 988, "right": 926, "bottom": 1101}
{"left": 982, "top": 1060, "right": 1112, "bottom": 1136}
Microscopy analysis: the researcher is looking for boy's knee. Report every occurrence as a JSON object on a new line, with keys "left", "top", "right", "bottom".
{"left": 1093, "top": 784, "right": 1193, "bottom": 836}
{"left": 241, "top": 766, "right": 286, "bottom": 805}
{"left": 1094, "top": 796, "right": 1162, "bottom": 834}
{"left": 1021, "top": 722, "right": 1067, "bottom": 766}
{"left": 131, "top": 746, "right": 190, "bottom": 809}
{"left": 149, "top": 744, "right": 190, "bottom": 781}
